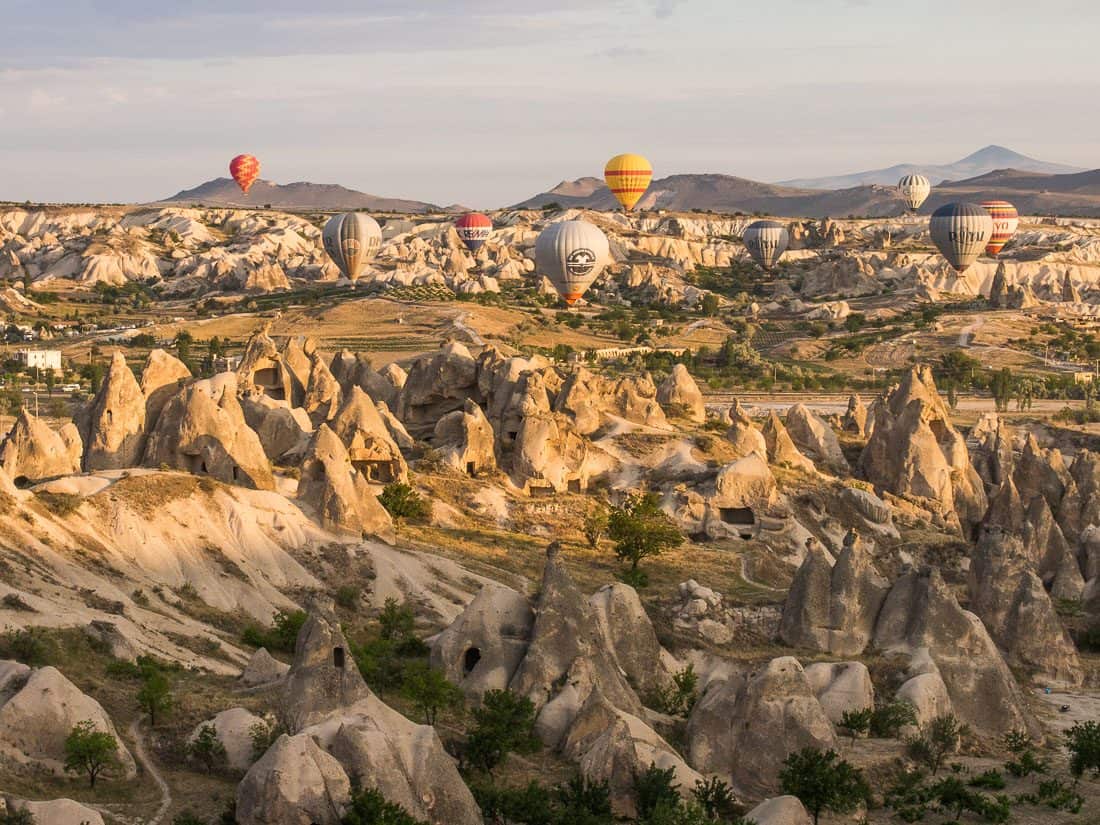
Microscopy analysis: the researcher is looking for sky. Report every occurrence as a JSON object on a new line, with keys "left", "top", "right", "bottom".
{"left": 3, "top": 0, "right": 1099, "bottom": 207}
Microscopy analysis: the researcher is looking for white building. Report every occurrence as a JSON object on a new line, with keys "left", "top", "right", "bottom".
{"left": 15, "top": 349, "right": 62, "bottom": 371}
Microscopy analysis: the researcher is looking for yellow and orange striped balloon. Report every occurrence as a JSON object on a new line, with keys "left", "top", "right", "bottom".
{"left": 980, "top": 200, "right": 1019, "bottom": 256}
{"left": 604, "top": 153, "right": 652, "bottom": 211}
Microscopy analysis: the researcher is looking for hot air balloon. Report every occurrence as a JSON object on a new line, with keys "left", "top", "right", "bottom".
{"left": 535, "top": 220, "right": 610, "bottom": 306}
{"left": 743, "top": 220, "right": 790, "bottom": 270}
{"left": 230, "top": 154, "right": 260, "bottom": 195}
{"left": 322, "top": 212, "right": 382, "bottom": 281}
{"left": 898, "top": 174, "right": 931, "bottom": 211}
{"left": 929, "top": 202, "right": 993, "bottom": 273}
{"left": 455, "top": 213, "right": 492, "bottom": 253}
{"left": 980, "top": 200, "right": 1019, "bottom": 256}
{"left": 604, "top": 154, "right": 653, "bottom": 211}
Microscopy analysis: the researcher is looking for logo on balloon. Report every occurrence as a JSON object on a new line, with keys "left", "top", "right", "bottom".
{"left": 566, "top": 248, "right": 597, "bottom": 277}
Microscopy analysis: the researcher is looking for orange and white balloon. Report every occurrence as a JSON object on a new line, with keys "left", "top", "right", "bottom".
{"left": 980, "top": 200, "right": 1019, "bottom": 256}
{"left": 229, "top": 154, "right": 260, "bottom": 195}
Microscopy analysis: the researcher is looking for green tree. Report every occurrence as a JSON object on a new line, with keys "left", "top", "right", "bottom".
{"left": 137, "top": 667, "right": 173, "bottom": 727}
{"left": 691, "top": 776, "right": 737, "bottom": 821}
{"left": 583, "top": 501, "right": 608, "bottom": 549}
{"left": 64, "top": 719, "right": 120, "bottom": 788}
{"left": 700, "top": 293, "right": 720, "bottom": 317}
{"left": 840, "top": 708, "right": 872, "bottom": 747}
{"left": 400, "top": 662, "right": 462, "bottom": 725}
{"left": 905, "top": 714, "right": 969, "bottom": 776}
{"left": 634, "top": 764, "right": 681, "bottom": 822}
{"left": 44, "top": 368, "right": 55, "bottom": 396}
{"left": 187, "top": 722, "right": 227, "bottom": 773}
{"left": 607, "top": 492, "right": 684, "bottom": 580}
{"left": 870, "top": 700, "right": 917, "bottom": 739}
{"left": 0, "top": 808, "right": 35, "bottom": 825}
{"left": 465, "top": 689, "right": 541, "bottom": 775}
{"left": 1067, "top": 720, "right": 1100, "bottom": 780}
{"left": 341, "top": 787, "right": 430, "bottom": 825}
{"left": 844, "top": 313, "right": 866, "bottom": 333}
{"left": 779, "top": 747, "right": 870, "bottom": 825}
{"left": 176, "top": 331, "right": 194, "bottom": 365}
{"left": 378, "top": 483, "right": 429, "bottom": 523}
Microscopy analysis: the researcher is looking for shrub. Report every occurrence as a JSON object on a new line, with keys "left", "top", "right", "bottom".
{"left": 341, "top": 786, "right": 430, "bottom": 825}
{"left": 400, "top": 661, "right": 462, "bottom": 725}
{"left": 1067, "top": 720, "right": 1100, "bottom": 779}
{"left": 465, "top": 689, "right": 541, "bottom": 775}
{"left": 241, "top": 609, "right": 307, "bottom": 654}
{"left": 378, "top": 483, "right": 429, "bottom": 523}
{"left": 779, "top": 747, "right": 870, "bottom": 825}
{"left": 137, "top": 665, "right": 173, "bottom": 727}
{"left": 649, "top": 665, "right": 698, "bottom": 716}
{"left": 187, "top": 723, "right": 227, "bottom": 773}
{"left": 0, "top": 626, "right": 48, "bottom": 665}
{"left": 839, "top": 707, "right": 872, "bottom": 746}
{"left": 1017, "top": 777, "right": 1084, "bottom": 813}
{"left": 335, "top": 585, "right": 360, "bottom": 609}
{"left": 905, "top": 714, "right": 970, "bottom": 776}
{"left": 634, "top": 763, "right": 681, "bottom": 822}
{"left": 969, "top": 769, "right": 1006, "bottom": 790}
{"left": 691, "top": 776, "right": 738, "bottom": 821}
{"left": 870, "top": 700, "right": 917, "bottom": 739}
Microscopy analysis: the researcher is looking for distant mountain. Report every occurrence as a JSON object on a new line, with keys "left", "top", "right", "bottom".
{"left": 159, "top": 178, "right": 456, "bottom": 213}
{"left": 777, "top": 145, "right": 1085, "bottom": 190}
{"left": 513, "top": 173, "right": 911, "bottom": 217}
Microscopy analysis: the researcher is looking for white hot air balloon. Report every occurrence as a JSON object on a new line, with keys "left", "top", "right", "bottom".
{"left": 898, "top": 174, "right": 931, "bottom": 211}
{"left": 322, "top": 212, "right": 382, "bottom": 281}
{"left": 742, "top": 220, "right": 789, "bottom": 270}
{"left": 929, "top": 202, "right": 993, "bottom": 273}
{"left": 535, "top": 220, "right": 610, "bottom": 306}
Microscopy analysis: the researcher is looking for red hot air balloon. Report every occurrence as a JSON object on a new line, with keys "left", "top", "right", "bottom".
{"left": 980, "top": 200, "right": 1019, "bottom": 256}
{"left": 455, "top": 213, "right": 492, "bottom": 253}
{"left": 229, "top": 154, "right": 260, "bottom": 195}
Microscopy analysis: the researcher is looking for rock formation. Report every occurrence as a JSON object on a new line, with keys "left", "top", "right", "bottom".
{"left": 140, "top": 348, "right": 192, "bottom": 429}
{"left": 297, "top": 425, "right": 395, "bottom": 541}
{"left": 0, "top": 409, "right": 81, "bottom": 484}
{"left": 785, "top": 403, "right": 848, "bottom": 474}
{"left": 762, "top": 411, "right": 815, "bottom": 472}
{"left": 726, "top": 400, "right": 767, "bottom": 459}
{"left": 236, "top": 733, "right": 351, "bottom": 825}
{"left": 433, "top": 399, "right": 497, "bottom": 476}
{"left": 588, "top": 582, "right": 673, "bottom": 697}
{"left": 143, "top": 375, "right": 274, "bottom": 490}
{"left": 841, "top": 394, "right": 867, "bottom": 436}
{"left": 656, "top": 364, "right": 705, "bottom": 423}
{"left": 329, "top": 386, "right": 408, "bottom": 485}
{"left": 398, "top": 342, "right": 480, "bottom": 437}
{"left": 240, "top": 647, "right": 290, "bottom": 687}
{"left": 77, "top": 351, "right": 146, "bottom": 471}
{"left": 189, "top": 707, "right": 269, "bottom": 771}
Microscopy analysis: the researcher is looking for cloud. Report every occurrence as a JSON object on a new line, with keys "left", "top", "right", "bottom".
{"left": 653, "top": 0, "right": 680, "bottom": 18}
{"left": 28, "top": 88, "right": 65, "bottom": 110}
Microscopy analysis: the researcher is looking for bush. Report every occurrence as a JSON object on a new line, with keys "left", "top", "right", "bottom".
{"left": 378, "top": 483, "right": 429, "bottom": 523}
{"left": 64, "top": 719, "right": 120, "bottom": 788}
{"left": 969, "top": 769, "right": 1006, "bottom": 790}
{"left": 0, "top": 808, "right": 35, "bottom": 825}
{"left": 137, "top": 666, "right": 173, "bottom": 727}
{"left": 839, "top": 708, "right": 872, "bottom": 746}
{"left": 634, "top": 764, "right": 681, "bottom": 822}
{"left": 779, "top": 748, "right": 869, "bottom": 825}
{"left": 241, "top": 609, "right": 307, "bottom": 654}
{"left": 400, "top": 661, "right": 462, "bottom": 725}
{"left": 905, "top": 714, "right": 970, "bottom": 776}
{"left": 691, "top": 776, "right": 738, "bottom": 821}
{"left": 335, "top": 586, "right": 360, "bottom": 609}
{"left": 465, "top": 689, "right": 541, "bottom": 775}
{"left": 0, "top": 626, "right": 48, "bottom": 665}
{"left": 187, "top": 723, "right": 227, "bottom": 773}
{"left": 649, "top": 665, "right": 698, "bottom": 717}
{"left": 1067, "top": 720, "right": 1100, "bottom": 779}
{"left": 870, "top": 700, "right": 917, "bottom": 739}
{"left": 341, "top": 786, "right": 430, "bottom": 825}
{"left": 1016, "top": 777, "right": 1084, "bottom": 813}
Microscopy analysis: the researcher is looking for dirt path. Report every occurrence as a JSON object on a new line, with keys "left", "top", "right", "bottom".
{"left": 958, "top": 314, "right": 983, "bottom": 347}
{"left": 128, "top": 719, "right": 171, "bottom": 825}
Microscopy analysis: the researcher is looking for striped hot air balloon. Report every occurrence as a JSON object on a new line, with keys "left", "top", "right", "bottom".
{"left": 898, "top": 174, "right": 931, "bottom": 211}
{"left": 323, "top": 213, "right": 382, "bottom": 281}
{"left": 604, "top": 154, "right": 653, "bottom": 211}
{"left": 229, "top": 154, "right": 260, "bottom": 195}
{"left": 929, "top": 202, "right": 993, "bottom": 273}
{"left": 743, "top": 220, "right": 790, "bottom": 270}
{"left": 535, "top": 220, "right": 610, "bottom": 306}
{"left": 980, "top": 200, "right": 1019, "bottom": 256}
{"left": 455, "top": 213, "right": 492, "bottom": 253}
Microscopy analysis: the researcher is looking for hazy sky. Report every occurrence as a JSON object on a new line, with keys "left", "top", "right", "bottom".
{"left": 3, "top": 0, "right": 1098, "bottom": 207}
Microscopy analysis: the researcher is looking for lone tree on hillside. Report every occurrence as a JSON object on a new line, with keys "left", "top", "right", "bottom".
{"left": 779, "top": 747, "right": 870, "bottom": 825}
{"left": 607, "top": 492, "right": 683, "bottom": 585}
{"left": 64, "top": 720, "right": 120, "bottom": 789}
{"left": 137, "top": 667, "right": 173, "bottom": 728}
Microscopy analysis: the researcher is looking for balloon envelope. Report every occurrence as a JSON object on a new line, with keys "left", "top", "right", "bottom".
{"left": 898, "top": 174, "right": 931, "bottom": 211}
{"left": 455, "top": 213, "right": 492, "bottom": 253}
{"left": 929, "top": 202, "right": 992, "bottom": 273}
{"left": 604, "top": 154, "right": 653, "bottom": 211}
{"left": 323, "top": 213, "right": 382, "bottom": 281}
{"left": 980, "top": 200, "right": 1019, "bottom": 256}
{"left": 230, "top": 154, "right": 260, "bottom": 195}
{"left": 743, "top": 220, "right": 789, "bottom": 270}
{"left": 535, "top": 220, "right": 610, "bottom": 305}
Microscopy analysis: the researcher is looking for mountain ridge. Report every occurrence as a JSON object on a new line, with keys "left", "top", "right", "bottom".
{"left": 158, "top": 177, "right": 459, "bottom": 214}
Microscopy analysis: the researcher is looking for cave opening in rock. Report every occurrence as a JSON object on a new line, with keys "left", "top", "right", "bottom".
{"left": 333, "top": 646, "right": 346, "bottom": 669}
{"left": 463, "top": 647, "right": 481, "bottom": 674}
{"left": 719, "top": 506, "right": 755, "bottom": 525}
{"left": 12, "top": 476, "right": 29, "bottom": 489}
{"left": 466, "top": 462, "right": 476, "bottom": 477}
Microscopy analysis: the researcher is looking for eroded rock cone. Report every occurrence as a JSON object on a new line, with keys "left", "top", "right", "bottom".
{"left": 762, "top": 411, "right": 815, "bottom": 472}
{"left": 0, "top": 409, "right": 81, "bottom": 484}
{"left": 433, "top": 399, "right": 497, "bottom": 476}
{"left": 726, "top": 400, "right": 767, "bottom": 459}
{"left": 77, "top": 351, "right": 146, "bottom": 471}
{"left": 297, "top": 425, "right": 395, "bottom": 542}
{"left": 140, "top": 348, "right": 191, "bottom": 430}
{"left": 785, "top": 403, "right": 848, "bottom": 474}
{"left": 236, "top": 732, "right": 351, "bottom": 825}
{"left": 329, "top": 386, "right": 408, "bottom": 485}
{"left": 656, "top": 363, "right": 705, "bottom": 423}
{"left": 143, "top": 375, "right": 274, "bottom": 490}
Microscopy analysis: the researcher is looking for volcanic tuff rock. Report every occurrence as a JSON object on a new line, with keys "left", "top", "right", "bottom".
{"left": 240, "top": 647, "right": 290, "bottom": 687}
{"left": 236, "top": 733, "right": 351, "bottom": 825}
{"left": 139, "top": 348, "right": 192, "bottom": 428}
{"left": 0, "top": 798, "right": 105, "bottom": 825}
{"left": 430, "top": 582, "right": 534, "bottom": 700}
{"left": 398, "top": 342, "right": 479, "bottom": 437}
{"left": 0, "top": 409, "right": 81, "bottom": 483}
{"left": 297, "top": 425, "right": 395, "bottom": 541}
{"left": 762, "top": 411, "right": 815, "bottom": 472}
{"left": 281, "top": 613, "right": 373, "bottom": 733}
{"left": 803, "top": 661, "right": 875, "bottom": 724}
{"left": 784, "top": 403, "right": 848, "bottom": 474}
{"left": 0, "top": 665, "right": 137, "bottom": 778}
{"left": 743, "top": 796, "right": 813, "bottom": 825}
{"left": 656, "top": 363, "right": 705, "bottom": 423}
{"left": 860, "top": 367, "right": 987, "bottom": 535}
{"left": 842, "top": 394, "right": 868, "bottom": 436}
{"left": 509, "top": 543, "right": 643, "bottom": 746}
{"left": 304, "top": 351, "right": 343, "bottom": 423}
{"left": 240, "top": 391, "right": 313, "bottom": 462}
{"left": 143, "top": 374, "right": 274, "bottom": 490}
{"left": 329, "top": 386, "right": 408, "bottom": 485}
{"left": 77, "top": 351, "right": 146, "bottom": 471}
{"left": 726, "top": 400, "right": 767, "bottom": 459}
{"left": 433, "top": 399, "right": 497, "bottom": 476}
{"left": 780, "top": 532, "right": 889, "bottom": 656}
{"left": 189, "top": 707, "right": 269, "bottom": 771}
{"left": 686, "top": 657, "right": 836, "bottom": 798}
{"left": 561, "top": 689, "right": 704, "bottom": 818}
{"left": 968, "top": 528, "right": 1083, "bottom": 686}
{"left": 588, "top": 582, "right": 674, "bottom": 697}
